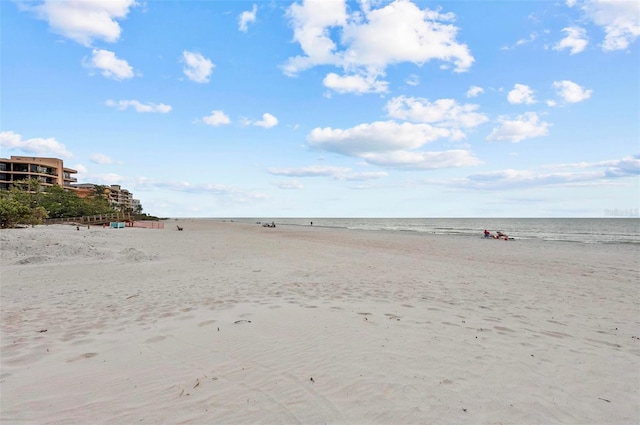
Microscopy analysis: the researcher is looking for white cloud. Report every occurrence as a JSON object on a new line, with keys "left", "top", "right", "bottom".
{"left": 601, "top": 155, "right": 640, "bottom": 177}
{"left": 323, "top": 72, "right": 388, "bottom": 94}
{"left": 487, "top": 112, "right": 550, "bottom": 143}
{"left": 75, "top": 172, "right": 125, "bottom": 185}
{"left": 115, "top": 177, "right": 270, "bottom": 202}
{"left": 90, "top": 153, "right": 114, "bottom": 165}
{"left": 500, "top": 32, "right": 538, "bottom": 50}
{"left": 182, "top": 51, "right": 214, "bottom": 83}
{"left": 554, "top": 26, "right": 589, "bottom": 54}
{"left": 341, "top": 171, "right": 389, "bottom": 181}
{"left": 284, "top": 0, "right": 473, "bottom": 93}
{"left": 68, "top": 166, "right": 123, "bottom": 185}
{"left": 385, "top": 96, "right": 489, "bottom": 130}
{"left": 570, "top": 0, "right": 640, "bottom": 51}
{"left": 254, "top": 113, "right": 279, "bottom": 128}
{"left": 308, "top": 121, "right": 449, "bottom": 156}
{"left": 441, "top": 154, "right": 640, "bottom": 190}
{"left": 405, "top": 74, "right": 420, "bottom": 86}
{"left": 83, "top": 49, "right": 134, "bottom": 80}
{"left": 27, "top": 0, "right": 137, "bottom": 46}
{"left": 507, "top": 84, "right": 536, "bottom": 104}
{"left": 306, "top": 120, "right": 481, "bottom": 170}
{"left": 105, "top": 99, "right": 171, "bottom": 113}
{"left": 273, "top": 180, "right": 304, "bottom": 190}
{"left": 0, "top": 131, "right": 72, "bottom": 158}
{"left": 342, "top": 2, "right": 473, "bottom": 72}
{"left": 266, "top": 165, "right": 388, "bottom": 181}
{"left": 553, "top": 80, "right": 593, "bottom": 103}
{"left": 363, "top": 150, "right": 482, "bottom": 170}
{"left": 466, "top": 86, "right": 484, "bottom": 98}
{"left": 239, "top": 4, "right": 257, "bottom": 32}
{"left": 465, "top": 168, "right": 601, "bottom": 188}
{"left": 283, "top": 0, "right": 347, "bottom": 74}
{"left": 267, "top": 165, "right": 351, "bottom": 178}
{"left": 541, "top": 154, "right": 640, "bottom": 177}
{"left": 202, "top": 110, "right": 231, "bottom": 126}
{"left": 517, "top": 32, "right": 538, "bottom": 46}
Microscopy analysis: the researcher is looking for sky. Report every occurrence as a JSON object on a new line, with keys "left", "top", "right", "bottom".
{"left": 1, "top": 0, "right": 639, "bottom": 218}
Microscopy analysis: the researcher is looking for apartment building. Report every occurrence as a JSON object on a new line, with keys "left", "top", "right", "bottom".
{"left": 74, "top": 183, "right": 108, "bottom": 199}
{"left": 74, "top": 183, "right": 138, "bottom": 211}
{"left": 0, "top": 156, "right": 77, "bottom": 191}
{"left": 132, "top": 198, "right": 141, "bottom": 213}
{"left": 108, "top": 185, "right": 133, "bottom": 210}
{"left": 1, "top": 156, "right": 141, "bottom": 211}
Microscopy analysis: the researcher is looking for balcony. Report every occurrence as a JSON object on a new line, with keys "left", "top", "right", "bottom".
{"left": 30, "top": 165, "right": 55, "bottom": 175}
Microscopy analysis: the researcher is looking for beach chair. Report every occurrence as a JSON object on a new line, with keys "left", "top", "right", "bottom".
{"left": 176, "top": 225, "right": 183, "bottom": 231}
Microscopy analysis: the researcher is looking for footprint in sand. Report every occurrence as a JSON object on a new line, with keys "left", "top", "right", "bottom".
{"left": 66, "top": 352, "right": 98, "bottom": 363}
{"left": 71, "top": 338, "right": 96, "bottom": 346}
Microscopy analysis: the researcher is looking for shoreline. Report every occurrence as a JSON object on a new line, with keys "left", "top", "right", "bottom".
{"left": 164, "top": 217, "right": 640, "bottom": 245}
{"left": 1, "top": 221, "right": 639, "bottom": 424}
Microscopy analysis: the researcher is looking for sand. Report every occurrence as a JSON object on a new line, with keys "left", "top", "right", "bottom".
{"left": 1, "top": 220, "right": 639, "bottom": 424}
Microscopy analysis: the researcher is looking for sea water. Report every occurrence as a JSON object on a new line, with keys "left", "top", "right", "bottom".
{"left": 224, "top": 217, "right": 640, "bottom": 245}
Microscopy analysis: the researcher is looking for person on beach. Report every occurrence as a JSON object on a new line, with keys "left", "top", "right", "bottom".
{"left": 484, "top": 229, "right": 491, "bottom": 238}
{"left": 496, "top": 231, "right": 509, "bottom": 240}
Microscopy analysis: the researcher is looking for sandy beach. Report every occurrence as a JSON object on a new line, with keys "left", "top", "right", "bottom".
{"left": 1, "top": 220, "right": 639, "bottom": 424}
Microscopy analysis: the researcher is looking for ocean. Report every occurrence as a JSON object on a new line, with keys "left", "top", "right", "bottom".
{"left": 221, "top": 217, "right": 640, "bottom": 245}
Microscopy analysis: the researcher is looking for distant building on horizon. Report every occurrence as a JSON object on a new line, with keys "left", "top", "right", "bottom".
{"left": 132, "top": 198, "right": 141, "bottom": 213}
{"left": 107, "top": 184, "right": 135, "bottom": 211}
{"left": 74, "top": 183, "right": 139, "bottom": 212}
{"left": 0, "top": 156, "right": 77, "bottom": 191}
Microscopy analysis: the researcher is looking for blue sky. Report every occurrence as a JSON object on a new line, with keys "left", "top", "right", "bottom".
{"left": 1, "top": 0, "right": 639, "bottom": 218}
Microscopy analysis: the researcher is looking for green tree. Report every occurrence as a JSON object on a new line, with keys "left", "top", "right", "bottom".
{"left": 0, "top": 180, "right": 51, "bottom": 228}
{"left": 0, "top": 196, "right": 32, "bottom": 228}
{"left": 0, "top": 180, "right": 131, "bottom": 227}
{"left": 93, "top": 185, "right": 108, "bottom": 199}
{"left": 10, "top": 178, "right": 41, "bottom": 207}
{"left": 38, "top": 185, "right": 78, "bottom": 218}
{"left": 27, "top": 206, "right": 48, "bottom": 227}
